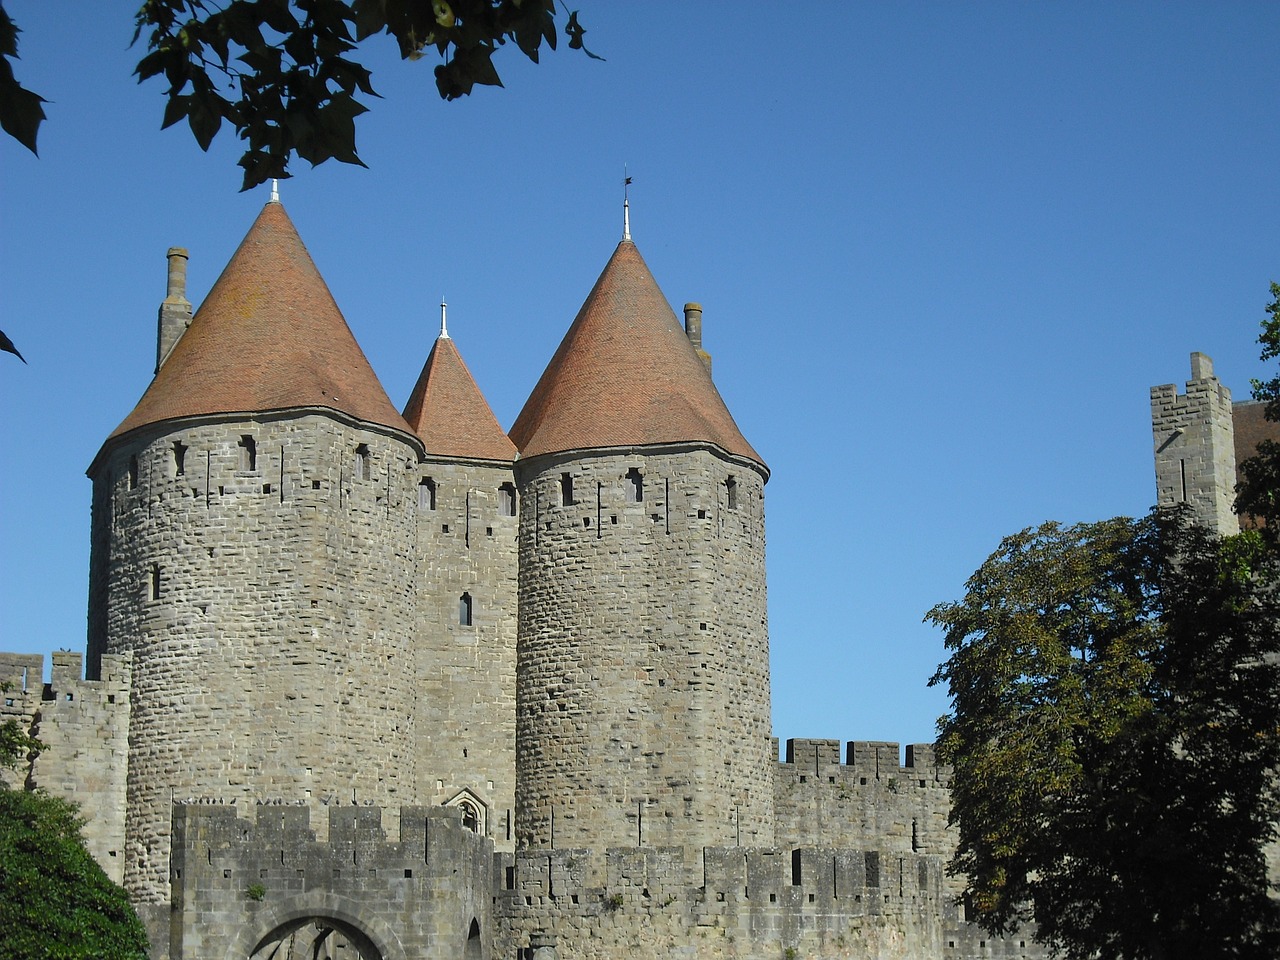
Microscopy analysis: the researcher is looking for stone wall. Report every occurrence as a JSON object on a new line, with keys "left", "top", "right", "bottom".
{"left": 168, "top": 802, "right": 493, "bottom": 960}
{"left": 1150, "top": 351, "right": 1239, "bottom": 534}
{"left": 412, "top": 456, "right": 519, "bottom": 851}
{"left": 87, "top": 412, "right": 426, "bottom": 901}
{"left": 494, "top": 843, "right": 950, "bottom": 960}
{"left": 774, "top": 740, "right": 957, "bottom": 894}
{"left": 0, "top": 651, "right": 132, "bottom": 883}
{"left": 515, "top": 446, "right": 773, "bottom": 852}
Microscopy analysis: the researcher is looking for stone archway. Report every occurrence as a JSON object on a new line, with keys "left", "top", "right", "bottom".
{"left": 249, "top": 916, "right": 382, "bottom": 960}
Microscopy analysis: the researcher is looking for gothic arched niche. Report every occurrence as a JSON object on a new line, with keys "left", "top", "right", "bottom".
{"left": 445, "top": 788, "right": 487, "bottom": 836}
{"left": 250, "top": 917, "right": 382, "bottom": 960}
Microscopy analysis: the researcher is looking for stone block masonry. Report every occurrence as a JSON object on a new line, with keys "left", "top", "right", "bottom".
{"left": 412, "top": 457, "right": 519, "bottom": 852}
{"left": 0, "top": 650, "right": 131, "bottom": 883}
{"left": 1150, "top": 352, "right": 1239, "bottom": 535}
{"left": 516, "top": 446, "right": 773, "bottom": 853}
{"left": 774, "top": 740, "right": 958, "bottom": 895}
{"left": 168, "top": 802, "right": 493, "bottom": 960}
{"left": 493, "top": 843, "right": 954, "bottom": 960}
{"left": 87, "top": 412, "right": 425, "bottom": 901}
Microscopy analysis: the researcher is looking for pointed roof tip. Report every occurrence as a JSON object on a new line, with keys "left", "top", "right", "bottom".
{"left": 403, "top": 333, "right": 516, "bottom": 462}
{"left": 439, "top": 299, "right": 450, "bottom": 340}
{"left": 509, "top": 239, "right": 766, "bottom": 472}
{"left": 104, "top": 200, "right": 413, "bottom": 447}
{"left": 269, "top": 179, "right": 280, "bottom": 203}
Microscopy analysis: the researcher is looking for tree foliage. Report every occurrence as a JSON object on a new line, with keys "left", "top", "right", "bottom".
{"left": 0, "top": 2, "right": 598, "bottom": 191}
{"left": 132, "top": 0, "right": 600, "bottom": 189}
{"left": 0, "top": 687, "right": 146, "bottom": 959}
{"left": 0, "top": 3, "right": 46, "bottom": 155}
{"left": 0, "top": 683, "right": 42, "bottom": 773}
{"left": 1235, "top": 281, "right": 1280, "bottom": 539}
{"left": 928, "top": 511, "right": 1280, "bottom": 960}
{"left": 0, "top": 788, "right": 150, "bottom": 960}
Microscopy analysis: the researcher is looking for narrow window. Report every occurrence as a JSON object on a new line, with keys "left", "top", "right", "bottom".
{"left": 172, "top": 441, "right": 187, "bottom": 476}
{"left": 149, "top": 564, "right": 162, "bottom": 601}
{"left": 459, "top": 592, "right": 473, "bottom": 626}
{"left": 560, "top": 473, "right": 574, "bottom": 506}
{"left": 355, "top": 444, "right": 370, "bottom": 480}
{"left": 419, "top": 477, "right": 437, "bottom": 510}
{"left": 127, "top": 455, "right": 139, "bottom": 490}
{"left": 499, "top": 482, "right": 517, "bottom": 517}
{"left": 726, "top": 475, "right": 738, "bottom": 510}
{"left": 238, "top": 435, "right": 257, "bottom": 472}
{"left": 626, "top": 467, "right": 644, "bottom": 503}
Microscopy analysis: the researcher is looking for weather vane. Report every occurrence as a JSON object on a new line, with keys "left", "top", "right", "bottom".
{"left": 623, "top": 165, "right": 632, "bottom": 241}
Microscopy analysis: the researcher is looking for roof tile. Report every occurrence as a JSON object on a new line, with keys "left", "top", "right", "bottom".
{"left": 402, "top": 335, "right": 516, "bottom": 461}
{"left": 107, "top": 201, "right": 410, "bottom": 441}
{"left": 509, "top": 241, "right": 765, "bottom": 471}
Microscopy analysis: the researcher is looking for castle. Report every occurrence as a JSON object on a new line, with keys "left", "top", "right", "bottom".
{"left": 0, "top": 197, "right": 1270, "bottom": 960}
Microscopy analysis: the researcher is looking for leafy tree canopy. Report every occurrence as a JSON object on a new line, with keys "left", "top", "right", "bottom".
{"left": 0, "top": 787, "right": 150, "bottom": 960}
{"left": 132, "top": 0, "right": 599, "bottom": 190}
{"left": 1235, "top": 281, "right": 1280, "bottom": 539}
{"left": 0, "top": 4, "right": 45, "bottom": 155}
{"left": 928, "top": 511, "right": 1280, "bottom": 960}
{"left": 0, "top": 1, "right": 598, "bottom": 191}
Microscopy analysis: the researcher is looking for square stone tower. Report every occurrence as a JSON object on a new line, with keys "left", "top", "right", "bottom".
{"left": 1150, "top": 351, "right": 1240, "bottom": 535}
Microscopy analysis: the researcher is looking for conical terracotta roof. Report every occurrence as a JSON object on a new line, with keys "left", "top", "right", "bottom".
{"left": 510, "top": 240, "right": 765, "bottom": 470}
{"left": 107, "top": 201, "right": 411, "bottom": 441}
{"left": 402, "top": 333, "right": 517, "bottom": 461}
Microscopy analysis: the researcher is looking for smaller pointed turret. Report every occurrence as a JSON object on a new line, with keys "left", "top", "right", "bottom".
{"left": 402, "top": 317, "right": 516, "bottom": 462}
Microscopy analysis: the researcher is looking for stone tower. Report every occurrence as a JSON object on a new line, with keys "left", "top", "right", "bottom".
{"left": 508, "top": 235, "right": 775, "bottom": 852}
{"left": 86, "top": 199, "right": 427, "bottom": 900}
{"left": 1150, "top": 351, "right": 1240, "bottom": 535}
{"left": 402, "top": 312, "right": 520, "bottom": 850}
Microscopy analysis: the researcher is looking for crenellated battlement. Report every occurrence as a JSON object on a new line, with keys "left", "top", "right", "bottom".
{"left": 169, "top": 803, "right": 495, "bottom": 960}
{"left": 1151, "top": 351, "right": 1239, "bottom": 534}
{"left": 0, "top": 650, "right": 132, "bottom": 883}
{"left": 492, "top": 842, "right": 950, "bottom": 959}
{"left": 172, "top": 801, "right": 487, "bottom": 873}
{"left": 773, "top": 738, "right": 957, "bottom": 886}
{"left": 779, "top": 738, "right": 948, "bottom": 783}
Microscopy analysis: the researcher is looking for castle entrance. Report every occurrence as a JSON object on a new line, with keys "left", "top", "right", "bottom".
{"left": 250, "top": 917, "right": 382, "bottom": 960}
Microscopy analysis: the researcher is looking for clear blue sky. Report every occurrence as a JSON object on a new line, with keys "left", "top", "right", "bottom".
{"left": 1, "top": 3, "right": 1276, "bottom": 748}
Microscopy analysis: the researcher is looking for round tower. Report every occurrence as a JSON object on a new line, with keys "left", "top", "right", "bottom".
{"left": 87, "top": 200, "right": 425, "bottom": 901}
{"left": 509, "top": 237, "right": 774, "bottom": 852}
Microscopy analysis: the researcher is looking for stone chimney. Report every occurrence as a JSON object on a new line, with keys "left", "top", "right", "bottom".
{"left": 156, "top": 247, "right": 192, "bottom": 373}
{"left": 683, "top": 302, "right": 712, "bottom": 375}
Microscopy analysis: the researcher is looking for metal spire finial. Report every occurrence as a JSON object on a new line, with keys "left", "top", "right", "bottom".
{"left": 623, "top": 166, "right": 632, "bottom": 241}
{"left": 439, "top": 299, "right": 449, "bottom": 339}
{"left": 270, "top": 179, "right": 279, "bottom": 203}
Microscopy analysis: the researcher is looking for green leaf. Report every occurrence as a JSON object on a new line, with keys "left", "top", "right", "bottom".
{"left": 0, "top": 75, "right": 46, "bottom": 155}
{"left": 0, "top": 8, "right": 46, "bottom": 154}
